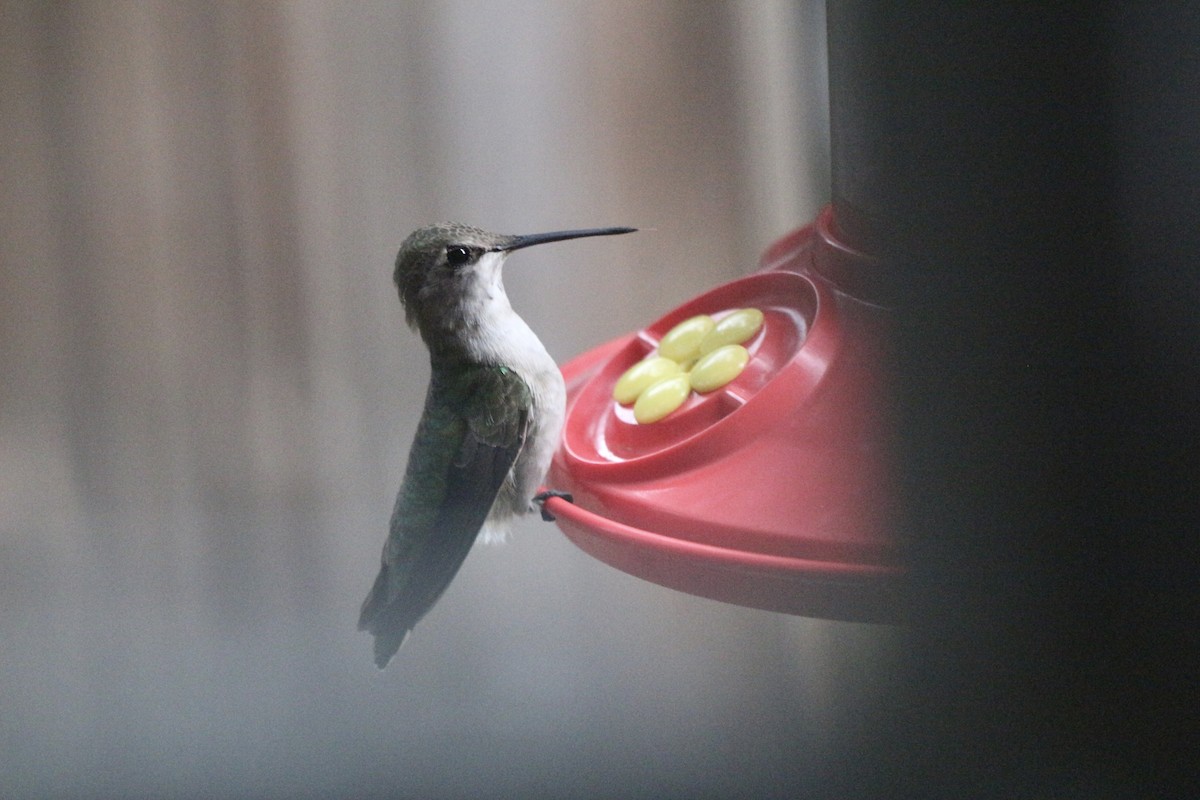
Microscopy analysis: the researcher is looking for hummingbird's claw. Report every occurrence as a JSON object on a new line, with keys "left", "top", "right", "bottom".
{"left": 533, "top": 490, "right": 573, "bottom": 522}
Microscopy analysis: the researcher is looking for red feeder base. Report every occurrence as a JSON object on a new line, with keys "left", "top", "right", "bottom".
{"left": 544, "top": 207, "right": 901, "bottom": 622}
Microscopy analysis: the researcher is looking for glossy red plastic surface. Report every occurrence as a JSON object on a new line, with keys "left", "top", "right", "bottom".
{"left": 545, "top": 207, "right": 901, "bottom": 621}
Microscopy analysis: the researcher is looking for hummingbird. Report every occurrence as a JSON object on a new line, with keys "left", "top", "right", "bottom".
{"left": 359, "top": 222, "right": 636, "bottom": 667}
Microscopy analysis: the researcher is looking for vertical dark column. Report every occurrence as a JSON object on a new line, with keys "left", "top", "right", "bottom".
{"left": 824, "top": 3, "right": 1198, "bottom": 796}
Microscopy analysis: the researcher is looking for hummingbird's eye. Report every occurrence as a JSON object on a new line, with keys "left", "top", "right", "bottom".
{"left": 445, "top": 245, "right": 473, "bottom": 267}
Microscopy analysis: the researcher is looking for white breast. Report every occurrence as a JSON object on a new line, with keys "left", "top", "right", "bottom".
{"left": 465, "top": 253, "right": 567, "bottom": 541}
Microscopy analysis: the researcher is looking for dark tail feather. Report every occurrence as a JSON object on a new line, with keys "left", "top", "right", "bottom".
{"left": 358, "top": 566, "right": 410, "bottom": 669}
{"left": 372, "top": 629, "right": 408, "bottom": 669}
{"left": 357, "top": 565, "right": 389, "bottom": 632}
{"left": 358, "top": 516, "right": 482, "bottom": 668}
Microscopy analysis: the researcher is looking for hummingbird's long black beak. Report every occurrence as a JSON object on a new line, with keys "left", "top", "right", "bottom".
{"left": 499, "top": 227, "right": 636, "bottom": 253}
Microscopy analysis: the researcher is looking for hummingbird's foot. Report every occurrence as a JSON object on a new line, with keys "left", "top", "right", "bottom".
{"left": 533, "top": 490, "right": 573, "bottom": 522}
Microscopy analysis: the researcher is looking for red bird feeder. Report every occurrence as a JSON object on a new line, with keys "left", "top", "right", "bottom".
{"left": 544, "top": 206, "right": 901, "bottom": 622}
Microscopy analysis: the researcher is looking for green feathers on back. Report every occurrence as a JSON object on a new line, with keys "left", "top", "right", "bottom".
{"left": 358, "top": 362, "right": 532, "bottom": 667}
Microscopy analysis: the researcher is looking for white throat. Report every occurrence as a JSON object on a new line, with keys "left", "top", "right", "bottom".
{"left": 462, "top": 251, "right": 554, "bottom": 374}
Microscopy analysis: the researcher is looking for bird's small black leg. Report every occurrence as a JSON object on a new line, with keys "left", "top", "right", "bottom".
{"left": 533, "top": 490, "right": 573, "bottom": 522}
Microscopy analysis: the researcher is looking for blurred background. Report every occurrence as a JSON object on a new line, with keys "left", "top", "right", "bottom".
{"left": 1, "top": 2, "right": 904, "bottom": 798}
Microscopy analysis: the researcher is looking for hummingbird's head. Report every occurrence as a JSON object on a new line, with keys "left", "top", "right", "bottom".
{"left": 393, "top": 223, "right": 636, "bottom": 345}
{"left": 393, "top": 223, "right": 510, "bottom": 333}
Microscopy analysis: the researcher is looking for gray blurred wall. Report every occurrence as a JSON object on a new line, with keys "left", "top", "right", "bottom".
{"left": 0, "top": 2, "right": 894, "bottom": 798}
